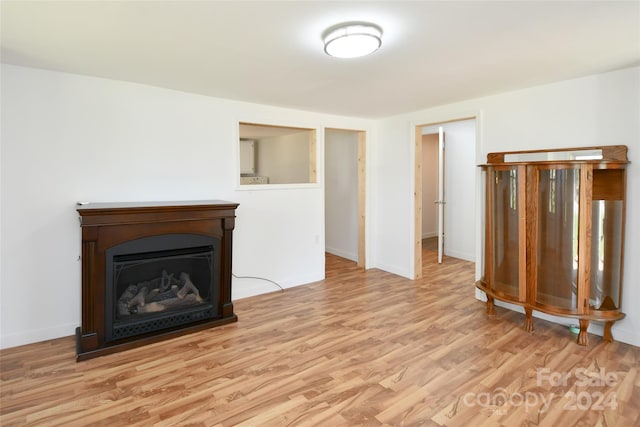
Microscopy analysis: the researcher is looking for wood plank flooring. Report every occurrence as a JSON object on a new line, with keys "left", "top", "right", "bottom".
{"left": 1, "top": 250, "right": 639, "bottom": 426}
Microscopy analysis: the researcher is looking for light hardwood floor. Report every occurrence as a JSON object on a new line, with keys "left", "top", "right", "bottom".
{"left": 1, "top": 250, "right": 638, "bottom": 426}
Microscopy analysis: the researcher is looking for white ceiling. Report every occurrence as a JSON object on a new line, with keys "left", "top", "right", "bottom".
{"left": 2, "top": 1, "right": 639, "bottom": 118}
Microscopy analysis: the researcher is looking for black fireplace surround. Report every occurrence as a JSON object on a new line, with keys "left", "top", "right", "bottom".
{"left": 76, "top": 201, "right": 238, "bottom": 361}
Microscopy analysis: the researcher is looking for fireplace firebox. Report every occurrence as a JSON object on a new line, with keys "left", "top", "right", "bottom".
{"left": 76, "top": 201, "right": 238, "bottom": 361}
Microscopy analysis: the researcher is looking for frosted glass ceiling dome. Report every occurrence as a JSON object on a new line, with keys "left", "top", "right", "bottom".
{"left": 323, "top": 23, "right": 382, "bottom": 58}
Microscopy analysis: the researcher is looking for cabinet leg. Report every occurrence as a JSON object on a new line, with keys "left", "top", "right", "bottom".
{"left": 524, "top": 307, "right": 534, "bottom": 333}
{"left": 603, "top": 321, "right": 615, "bottom": 343}
{"left": 577, "top": 319, "right": 589, "bottom": 346}
{"left": 486, "top": 296, "right": 496, "bottom": 316}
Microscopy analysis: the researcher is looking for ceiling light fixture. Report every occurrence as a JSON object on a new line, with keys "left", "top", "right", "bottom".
{"left": 323, "top": 22, "right": 382, "bottom": 58}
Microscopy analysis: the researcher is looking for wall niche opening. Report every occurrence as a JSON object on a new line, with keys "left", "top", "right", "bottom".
{"left": 238, "top": 122, "right": 317, "bottom": 185}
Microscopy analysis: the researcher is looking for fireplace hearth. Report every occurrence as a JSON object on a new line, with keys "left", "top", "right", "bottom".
{"left": 76, "top": 200, "right": 238, "bottom": 361}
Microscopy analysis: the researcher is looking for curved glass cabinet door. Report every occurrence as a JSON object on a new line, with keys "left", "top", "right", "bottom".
{"left": 589, "top": 168, "right": 625, "bottom": 312}
{"left": 490, "top": 168, "right": 520, "bottom": 298}
{"left": 536, "top": 167, "right": 580, "bottom": 310}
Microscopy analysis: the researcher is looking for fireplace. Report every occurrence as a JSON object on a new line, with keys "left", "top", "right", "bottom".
{"left": 76, "top": 200, "right": 238, "bottom": 361}
{"left": 106, "top": 234, "right": 219, "bottom": 342}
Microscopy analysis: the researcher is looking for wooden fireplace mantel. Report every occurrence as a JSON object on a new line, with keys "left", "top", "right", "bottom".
{"left": 76, "top": 200, "right": 239, "bottom": 361}
{"left": 77, "top": 200, "right": 238, "bottom": 225}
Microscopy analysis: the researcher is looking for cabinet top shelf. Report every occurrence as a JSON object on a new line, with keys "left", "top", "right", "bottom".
{"left": 483, "top": 145, "right": 628, "bottom": 165}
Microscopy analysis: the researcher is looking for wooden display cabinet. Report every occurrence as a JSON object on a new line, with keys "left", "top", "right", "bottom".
{"left": 477, "top": 146, "right": 628, "bottom": 345}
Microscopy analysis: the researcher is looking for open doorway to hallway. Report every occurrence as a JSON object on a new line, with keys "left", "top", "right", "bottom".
{"left": 414, "top": 119, "right": 477, "bottom": 278}
{"left": 325, "top": 128, "right": 366, "bottom": 270}
{"left": 420, "top": 132, "right": 440, "bottom": 257}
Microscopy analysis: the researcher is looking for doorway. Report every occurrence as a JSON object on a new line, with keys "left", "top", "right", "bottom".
{"left": 414, "top": 119, "right": 477, "bottom": 279}
{"left": 420, "top": 132, "right": 440, "bottom": 257}
{"left": 325, "top": 128, "right": 366, "bottom": 268}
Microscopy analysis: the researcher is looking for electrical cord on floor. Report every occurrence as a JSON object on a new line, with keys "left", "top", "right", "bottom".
{"left": 232, "top": 273, "right": 284, "bottom": 292}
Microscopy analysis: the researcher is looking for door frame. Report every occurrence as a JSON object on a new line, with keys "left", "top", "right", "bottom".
{"left": 413, "top": 116, "right": 477, "bottom": 279}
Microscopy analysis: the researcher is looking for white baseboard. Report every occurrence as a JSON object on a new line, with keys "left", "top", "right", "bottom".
{"left": 422, "top": 231, "right": 437, "bottom": 239}
{"left": 0, "top": 322, "right": 77, "bottom": 350}
{"left": 232, "top": 279, "right": 281, "bottom": 299}
{"left": 325, "top": 246, "right": 357, "bottom": 262}
{"left": 374, "top": 261, "right": 412, "bottom": 279}
{"left": 443, "top": 249, "right": 475, "bottom": 262}
{"left": 232, "top": 272, "right": 324, "bottom": 300}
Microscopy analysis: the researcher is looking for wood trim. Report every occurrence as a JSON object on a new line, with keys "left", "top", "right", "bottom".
{"left": 309, "top": 130, "right": 317, "bottom": 183}
{"left": 78, "top": 201, "right": 238, "bottom": 227}
{"left": 357, "top": 131, "right": 366, "bottom": 268}
{"left": 618, "top": 165, "right": 628, "bottom": 306}
{"left": 239, "top": 121, "right": 314, "bottom": 132}
{"left": 477, "top": 282, "right": 626, "bottom": 321}
{"left": 484, "top": 167, "right": 493, "bottom": 287}
{"left": 221, "top": 217, "right": 235, "bottom": 318}
{"left": 601, "top": 145, "right": 628, "bottom": 161}
{"left": 81, "top": 240, "right": 96, "bottom": 332}
{"left": 487, "top": 152, "right": 505, "bottom": 163}
{"left": 485, "top": 145, "right": 628, "bottom": 164}
{"left": 526, "top": 165, "right": 539, "bottom": 306}
{"left": 577, "top": 164, "right": 593, "bottom": 315}
{"left": 414, "top": 126, "right": 423, "bottom": 279}
{"left": 418, "top": 116, "right": 476, "bottom": 128}
{"left": 517, "top": 165, "right": 527, "bottom": 302}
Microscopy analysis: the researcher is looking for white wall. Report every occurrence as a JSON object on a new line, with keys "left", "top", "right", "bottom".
{"left": 421, "top": 134, "right": 438, "bottom": 238}
{"left": 0, "top": 64, "right": 372, "bottom": 348}
{"left": 443, "top": 120, "right": 476, "bottom": 262}
{"left": 369, "top": 119, "right": 413, "bottom": 277}
{"left": 372, "top": 67, "right": 640, "bottom": 346}
{"left": 325, "top": 129, "right": 359, "bottom": 261}
{"left": 256, "top": 132, "right": 310, "bottom": 184}
{"left": 422, "top": 120, "right": 477, "bottom": 262}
